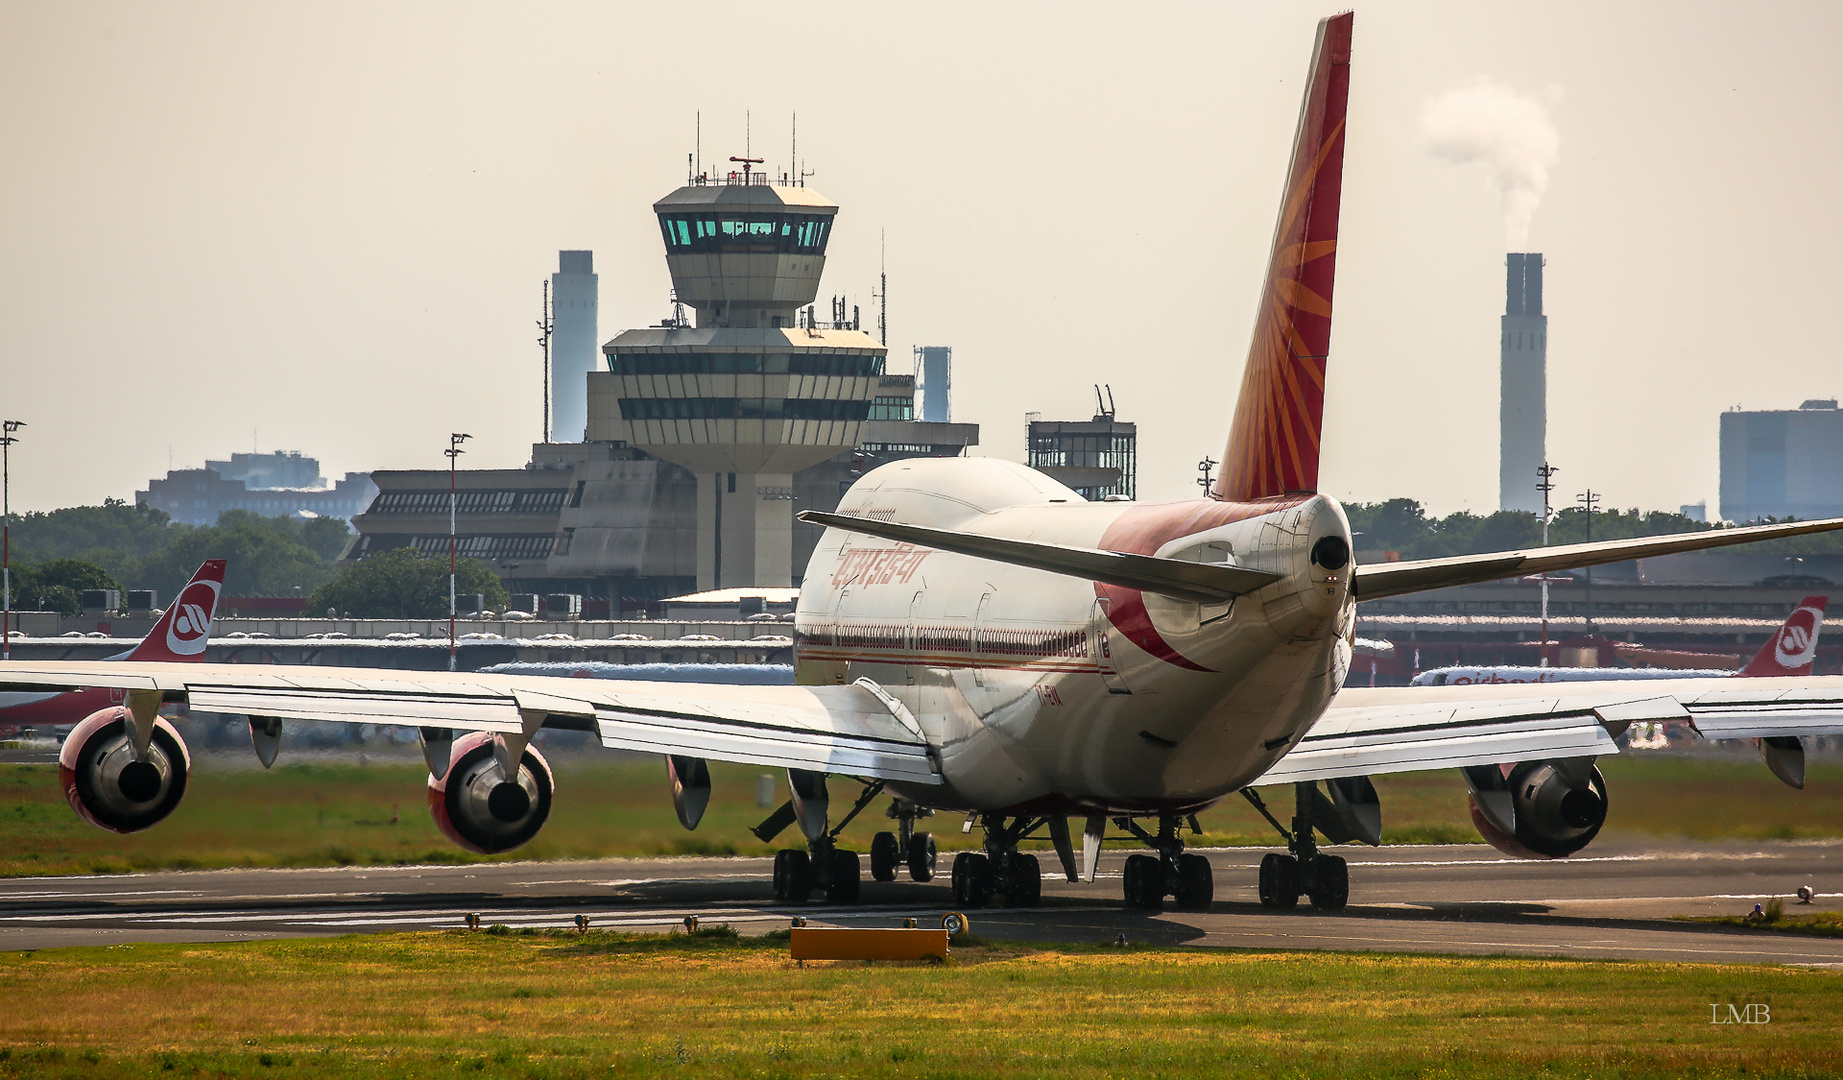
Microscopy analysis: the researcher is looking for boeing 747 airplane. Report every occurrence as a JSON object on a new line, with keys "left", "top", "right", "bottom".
{"left": 3, "top": 14, "right": 1840, "bottom": 912}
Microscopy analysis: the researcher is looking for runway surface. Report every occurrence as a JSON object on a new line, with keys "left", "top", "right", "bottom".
{"left": 1, "top": 836, "right": 1839, "bottom": 965}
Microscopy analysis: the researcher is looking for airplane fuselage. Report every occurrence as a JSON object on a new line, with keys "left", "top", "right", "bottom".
{"left": 794, "top": 457, "right": 1355, "bottom": 817}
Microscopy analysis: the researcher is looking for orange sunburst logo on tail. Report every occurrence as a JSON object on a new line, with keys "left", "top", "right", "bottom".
{"left": 1214, "top": 13, "right": 1352, "bottom": 503}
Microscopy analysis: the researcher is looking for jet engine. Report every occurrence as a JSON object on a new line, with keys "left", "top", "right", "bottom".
{"left": 58, "top": 706, "right": 191, "bottom": 833}
{"left": 427, "top": 732, "right": 554, "bottom": 854}
{"left": 1463, "top": 760, "right": 1608, "bottom": 859}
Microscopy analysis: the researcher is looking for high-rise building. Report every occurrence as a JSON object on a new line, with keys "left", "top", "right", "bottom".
{"left": 1720, "top": 399, "right": 1843, "bottom": 522}
{"left": 914, "top": 346, "right": 952, "bottom": 422}
{"left": 1499, "top": 253, "right": 1547, "bottom": 514}
{"left": 550, "top": 251, "right": 599, "bottom": 442}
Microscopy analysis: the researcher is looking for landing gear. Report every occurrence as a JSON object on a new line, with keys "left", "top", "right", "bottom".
{"left": 1108, "top": 815, "right": 1215, "bottom": 911}
{"left": 1244, "top": 783, "right": 1352, "bottom": 911}
{"left": 870, "top": 799, "right": 937, "bottom": 883}
{"left": 947, "top": 815, "right": 1053, "bottom": 908}
{"left": 772, "top": 849, "right": 812, "bottom": 903}
{"left": 764, "top": 779, "right": 890, "bottom": 906}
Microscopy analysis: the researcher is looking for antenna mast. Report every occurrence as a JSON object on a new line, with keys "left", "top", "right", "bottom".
{"left": 538, "top": 280, "right": 554, "bottom": 443}
{"left": 790, "top": 112, "right": 796, "bottom": 184}
{"left": 875, "top": 231, "right": 888, "bottom": 346}
{"left": 695, "top": 111, "right": 701, "bottom": 178}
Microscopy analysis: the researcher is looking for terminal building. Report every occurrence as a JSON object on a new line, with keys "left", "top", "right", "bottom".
{"left": 349, "top": 167, "right": 977, "bottom": 611}
{"left": 1719, "top": 398, "right": 1843, "bottom": 522}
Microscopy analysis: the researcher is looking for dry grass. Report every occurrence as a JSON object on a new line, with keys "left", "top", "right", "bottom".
{"left": 0, "top": 752, "right": 1836, "bottom": 878}
{"left": 0, "top": 932, "right": 1836, "bottom": 1077}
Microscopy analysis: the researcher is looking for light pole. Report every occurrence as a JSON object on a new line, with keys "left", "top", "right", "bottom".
{"left": 1, "top": 421, "right": 22, "bottom": 661}
{"left": 1577, "top": 488, "right": 1600, "bottom": 638}
{"left": 1536, "top": 462, "right": 1558, "bottom": 667}
{"left": 446, "top": 433, "right": 471, "bottom": 671}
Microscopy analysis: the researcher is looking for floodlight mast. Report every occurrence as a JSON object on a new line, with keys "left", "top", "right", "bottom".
{"left": 1536, "top": 462, "right": 1558, "bottom": 666}
{"left": 447, "top": 433, "right": 472, "bottom": 671}
{"left": 1, "top": 421, "right": 22, "bottom": 661}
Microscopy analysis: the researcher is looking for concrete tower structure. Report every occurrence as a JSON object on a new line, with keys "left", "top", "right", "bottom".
{"left": 1499, "top": 253, "right": 1547, "bottom": 514}
{"left": 586, "top": 170, "right": 884, "bottom": 590}
{"left": 551, "top": 251, "right": 599, "bottom": 442}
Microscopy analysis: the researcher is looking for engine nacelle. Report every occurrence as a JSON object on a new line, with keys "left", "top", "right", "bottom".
{"left": 1464, "top": 760, "right": 1608, "bottom": 859}
{"left": 58, "top": 707, "right": 191, "bottom": 834}
{"left": 427, "top": 732, "right": 554, "bottom": 854}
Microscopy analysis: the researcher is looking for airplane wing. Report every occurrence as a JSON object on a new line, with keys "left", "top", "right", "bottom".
{"left": 1353, "top": 515, "right": 1843, "bottom": 601}
{"left": 0, "top": 661, "right": 942, "bottom": 785}
{"left": 1258, "top": 675, "right": 1843, "bottom": 785}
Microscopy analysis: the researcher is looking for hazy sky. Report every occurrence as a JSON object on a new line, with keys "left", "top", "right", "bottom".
{"left": 3, "top": 1, "right": 1839, "bottom": 518}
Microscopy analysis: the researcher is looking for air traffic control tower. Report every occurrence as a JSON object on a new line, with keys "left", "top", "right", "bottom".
{"left": 585, "top": 166, "right": 885, "bottom": 590}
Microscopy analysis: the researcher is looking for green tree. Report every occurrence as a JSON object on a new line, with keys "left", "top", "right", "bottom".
{"left": 10, "top": 558, "right": 123, "bottom": 616}
{"left": 141, "top": 511, "right": 337, "bottom": 599}
{"left": 308, "top": 548, "right": 508, "bottom": 619}
{"left": 10, "top": 499, "right": 177, "bottom": 584}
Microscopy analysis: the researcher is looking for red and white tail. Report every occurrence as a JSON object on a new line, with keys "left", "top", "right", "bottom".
{"left": 124, "top": 560, "right": 226, "bottom": 662}
{"left": 1739, "top": 596, "right": 1827, "bottom": 677}
{"left": 1215, "top": 12, "right": 1352, "bottom": 502}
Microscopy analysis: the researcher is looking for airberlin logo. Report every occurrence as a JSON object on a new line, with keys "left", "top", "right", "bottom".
{"left": 1773, "top": 608, "right": 1822, "bottom": 670}
{"left": 165, "top": 581, "right": 221, "bottom": 656}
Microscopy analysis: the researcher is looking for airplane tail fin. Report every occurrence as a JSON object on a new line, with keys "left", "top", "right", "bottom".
{"left": 123, "top": 560, "right": 226, "bottom": 662}
{"left": 1739, "top": 596, "right": 1827, "bottom": 677}
{"left": 1215, "top": 12, "right": 1352, "bottom": 502}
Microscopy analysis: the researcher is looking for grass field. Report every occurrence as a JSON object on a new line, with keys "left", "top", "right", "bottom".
{"left": 0, "top": 750, "right": 1837, "bottom": 878}
{"left": 0, "top": 930, "right": 1836, "bottom": 1078}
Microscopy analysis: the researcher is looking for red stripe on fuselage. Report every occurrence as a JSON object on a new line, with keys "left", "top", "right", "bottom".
{"left": 1092, "top": 495, "right": 1313, "bottom": 672}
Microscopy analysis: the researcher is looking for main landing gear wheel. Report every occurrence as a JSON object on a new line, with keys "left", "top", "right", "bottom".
{"left": 826, "top": 849, "right": 862, "bottom": 905}
{"left": 870, "top": 831, "right": 901, "bottom": 882}
{"left": 1258, "top": 853, "right": 1299, "bottom": 909}
{"left": 951, "top": 852, "right": 991, "bottom": 908}
{"left": 1309, "top": 854, "right": 1348, "bottom": 910}
{"left": 906, "top": 831, "right": 937, "bottom": 882}
{"left": 773, "top": 849, "right": 813, "bottom": 904}
{"left": 1123, "top": 853, "right": 1163, "bottom": 909}
{"left": 1174, "top": 853, "right": 1214, "bottom": 911}
{"left": 1007, "top": 853, "right": 1042, "bottom": 907}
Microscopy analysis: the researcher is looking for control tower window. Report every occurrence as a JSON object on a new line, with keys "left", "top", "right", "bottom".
{"left": 609, "top": 353, "right": 882, "bottom": 377}
{"left": 657, "top": 213, "right": 833, "bottom": 256}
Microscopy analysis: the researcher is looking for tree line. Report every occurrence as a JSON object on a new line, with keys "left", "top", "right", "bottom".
{"left": 7, "top": 500, "right": 504, "bottom": 618}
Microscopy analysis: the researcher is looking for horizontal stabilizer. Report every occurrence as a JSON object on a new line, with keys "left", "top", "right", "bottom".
{"left": 797, "top": 510, "right": 1285, "bottom": 604}
{"left": 1353, "top": 516, "right": 1843, "bottom": 602}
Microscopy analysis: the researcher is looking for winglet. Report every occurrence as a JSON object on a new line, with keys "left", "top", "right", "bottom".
{"left": 1740, "top": 596, "right": 1827, "bottom": 677}
{"left": 1215, "top": 12, "right": 1352, "bottom": 502}
{"left": 124, "top": 560, "right": 226, "bottom": 662}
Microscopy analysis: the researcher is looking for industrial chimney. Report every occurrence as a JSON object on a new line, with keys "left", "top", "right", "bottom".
{"left": 1499, "top": 253, "right": 1546, "bottom": 514}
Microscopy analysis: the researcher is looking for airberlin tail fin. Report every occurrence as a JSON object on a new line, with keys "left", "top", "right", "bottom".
{"left": 1215, "top": 12, "right": 1352, "bottom": 502}
{"left": 124, "top": 560, "right": 226, "bottom": 662}
{"left": 1739, "top": 596, "right": 1827, "bottom": 677}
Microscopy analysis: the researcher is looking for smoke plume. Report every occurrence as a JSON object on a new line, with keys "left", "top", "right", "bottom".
{"left": 1420, "top": 79, "right": 1560, "bottom": 250}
